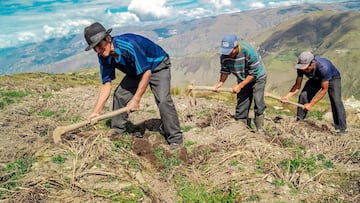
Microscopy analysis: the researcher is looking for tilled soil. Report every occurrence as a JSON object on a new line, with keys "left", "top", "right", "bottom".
{"left": 0, "top": 76, "right": 359, "bottom": 202}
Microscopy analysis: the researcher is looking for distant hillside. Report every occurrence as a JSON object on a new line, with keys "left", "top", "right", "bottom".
{"left": 170, "top": 11, "right": 360, "bottom": 98}
{"left": 256, "top": 11, "right": 360, "bottom": 98}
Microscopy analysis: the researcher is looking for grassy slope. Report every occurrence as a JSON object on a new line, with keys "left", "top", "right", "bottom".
{"left": 255, "top": 11, "right": 360, "bottom": 97}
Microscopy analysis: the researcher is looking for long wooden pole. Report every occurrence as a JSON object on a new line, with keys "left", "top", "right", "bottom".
{"left": 187, "top": 84, "right": 304, "bottom": 108}
{"left": 53, "top": 107, "right": 128, "bottom": 144}
{"left": 265, "top": 92, "right": 304, "bottom": 108}
{"left": 187, "top": 85, "right": 233, "bottom": 93}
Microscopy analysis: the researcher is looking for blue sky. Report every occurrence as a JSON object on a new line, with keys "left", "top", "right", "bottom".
{"left": 0, "top": 0, "right": 349, "bottom": 49}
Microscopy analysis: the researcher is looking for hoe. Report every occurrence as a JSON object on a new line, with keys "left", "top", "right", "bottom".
{"left": 53, "top": 107, "right": 128, "bottom": 144}
{"left": 187, "top": 84, "right": 304, "bottom": 108}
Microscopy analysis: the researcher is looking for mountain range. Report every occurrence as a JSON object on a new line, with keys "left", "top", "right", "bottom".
{"left": 1, "top": 1, "right": 359, "bottom": 97}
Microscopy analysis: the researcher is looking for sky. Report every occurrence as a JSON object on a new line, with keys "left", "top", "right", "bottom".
{"left": 0, "top": 0, "right": 349, "bottom": 49}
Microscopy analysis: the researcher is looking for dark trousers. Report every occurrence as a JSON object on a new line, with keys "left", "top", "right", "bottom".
{"left": 111, "top": 57, "right": 183, "bottom": 145}
{"left": 297, "top": 78, "right": 347, "bottom": 130}
{"left": 234, "top": 77, "right": 267, "bottom": 119}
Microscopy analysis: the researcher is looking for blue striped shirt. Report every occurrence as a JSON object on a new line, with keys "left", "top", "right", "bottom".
{"left": 98, "top": 33, "right": 168, "bottom": 84}
{"left": 220, "top": 41, "right": 266, "bottom": 82}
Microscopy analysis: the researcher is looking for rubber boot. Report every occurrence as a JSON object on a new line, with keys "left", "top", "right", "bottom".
{"left": 254, "top": 114, "right": 265, "bottom": 134}
{"left": 237, "top": 118, "right": 253, "bottom": 131}
{"left": 246, "top": 118, "right": 252, "bottom": 128}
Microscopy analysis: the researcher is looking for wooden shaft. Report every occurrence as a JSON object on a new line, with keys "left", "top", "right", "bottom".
{"left": 187, "top": 85, "right": 233, "bottom": 93}
{"left": 186, "top": 85, "right": 304, "bottom": 108}
{"left": 265, "top": 93, "right": 304, "bottom": 108}
{"left": 53, "top": 107, "right": 128, "bottom": 144}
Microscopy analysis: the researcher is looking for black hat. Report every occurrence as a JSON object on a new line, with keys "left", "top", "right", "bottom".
{"left": 84, "top": 22, "right": 112, "bottom": 51}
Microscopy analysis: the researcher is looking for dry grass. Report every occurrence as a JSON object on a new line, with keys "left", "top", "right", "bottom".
{"left": 0, "top": 73, "right": 359, "bottom": 202}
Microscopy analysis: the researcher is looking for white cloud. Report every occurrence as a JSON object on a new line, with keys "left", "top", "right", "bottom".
{"left": 0, "top": 0, "right": 350, "bottom": 49}
{"left": 128, "top": 0, "right": 171, "bottom": 21}
{"left": 106, "top": 12, "right": 140, "bottom": 27}
{"left": 180, "top": 7, "right": 207, "bottom": 17}
{"left": 249, "top": 2, "right": 266, "bottom": 9}
{"left": 268, "top": 0, "right": 300, "bottom": 7}
{"left": 42, "top": 19, "right": 93, "bottom": 39}
{"left": 209, "top": 0, "right": 232, "bottom": 9}
{"left": 17, "top": 32, "right": 37, "bottom": 42}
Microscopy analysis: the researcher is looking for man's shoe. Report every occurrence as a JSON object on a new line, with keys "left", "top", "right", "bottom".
{"left": 339, "top": 129, "right": 348, "bottom": 135}
{"left": 107, "top": 129, "right": 125, "bottom": 140}
{"left": 132, "top": 132, "right": 144, "bottom": 138}
{"left": 108, "top": 128, "right": 128, "bottom": 136}
{"left": 335, "top": 129, "right": 347, "bottom": 135}
{"left": 159, "top": 124, "right": 167, "bottom": 135}
{"left": 170, "top": 143, "right": 182, "bottom": 151}
{"left": 108, "top": 129, "right": 124, "bottom": 136}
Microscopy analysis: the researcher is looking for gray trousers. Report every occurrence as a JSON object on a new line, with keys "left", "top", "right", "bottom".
{"left": 234, "top": 77, "right": 267, "bottom": 119}
{"left": 111, "top": 57, "right": 183, "bottom": 145}
{"left": 297, "top": 78, "right": 347, "bottom": 130}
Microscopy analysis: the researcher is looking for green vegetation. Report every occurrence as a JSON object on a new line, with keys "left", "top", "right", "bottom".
{"left": 3, "top": 156, "right": 33, "bottom": 180}
{"left": 272, "top": 178, "right": 286, "bottom": 187}
{"left": 95, "top": 185, "right": 143, "bottom": 202}
{"left": 0, "top": 90, "right": 30, "bottom": 109}
{"left": 195, "top": 92, "right": 236, "bottom": 103}
{"left": 0, "top": 156, "right": 34, "bottom": 198}
{"left": 307, "top": 110, "right": 324, "bottom": 120}
{"left": 112, "top": 136, "right": 134, "bottom": 151}
{"left": 37, "top": 110, "right": 57, "bottom": 117}
{"left": 255, "top": 159, "right": 266, "bottom": 174}
{"left": 154, "top": 147, "right": 181, "bottom": 168}
{"left": 41, "top": 92, "right": 53, "bottom": 98}
{"left": 263, "top": 124, "right": 275, "bottom": 135}
{"left": 184, "top": 140, "right": 196, "bottom": 147}
{"left": 146, "top": 109, "right": 157, "bottom": 114}
{"left": 181, "top": 125, "right": 192, "bottom": 132}
{"left": 176, "top": 177, "right": 243, "bottom": 203}
{"left": 280, "top": 155, "right": 317, "bottom": 174}
{"left": 52, "top": 155, "right": 67, "bottom": 165}
{"left": 246, "top": 194, "right": 260, "bottom": 202}
{"left": 280, "top": 152, "right": 335, "bottom": 176}
{"left": 229, "top": 159, "right": 239, "bottom": 166}
{"left": 127, "top": 159, "right": 141, "bottom": 170}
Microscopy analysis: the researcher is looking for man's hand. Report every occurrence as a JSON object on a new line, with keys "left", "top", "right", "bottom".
{"left": 127, "top": 98, "right": 140, "bottom": 113}
{"left": 280, "top": 96, "right": 289, "bottom": 103}
{"left": 232, "top": 84, "right": 242, "bottom": 94}
{"left": 303, "top": 103, "right": 313, "bottom": 111}
{"left": 88, "top": 113, "right": 100, "bottom": 125}
{"left": 214, "top": 82, "right": 224, "bottom": 91}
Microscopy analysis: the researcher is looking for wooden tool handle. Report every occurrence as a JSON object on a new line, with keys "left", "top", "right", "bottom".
{"left": 187, "top": 85, "right": 233, "bottom": 93}
{"left": 265, "top": 93, "right": 304, "bottom": 108}
{"left": 53, "top": 107, "right": 128, "bottom": 144}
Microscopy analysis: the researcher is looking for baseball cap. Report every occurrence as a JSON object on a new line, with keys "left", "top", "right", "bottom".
{"left": 84, "top": 22, "right": 112, "bottom": 51}
{"left": 295, "top": 51, "right": 314, "bottom": 70}
{"left": 219, "top": 34, "right": 238, "bottom": 55}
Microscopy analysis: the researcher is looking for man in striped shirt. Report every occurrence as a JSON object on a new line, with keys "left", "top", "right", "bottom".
{"left": 83, "top": 22, "right": 183, "bottom": 149}
{"left": 214, "top": 34, "right": 267, "bottom": 132}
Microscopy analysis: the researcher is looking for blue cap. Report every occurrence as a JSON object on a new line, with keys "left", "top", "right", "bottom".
{"left": 219, "top": 34, "right": 238, "bottom": 55}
